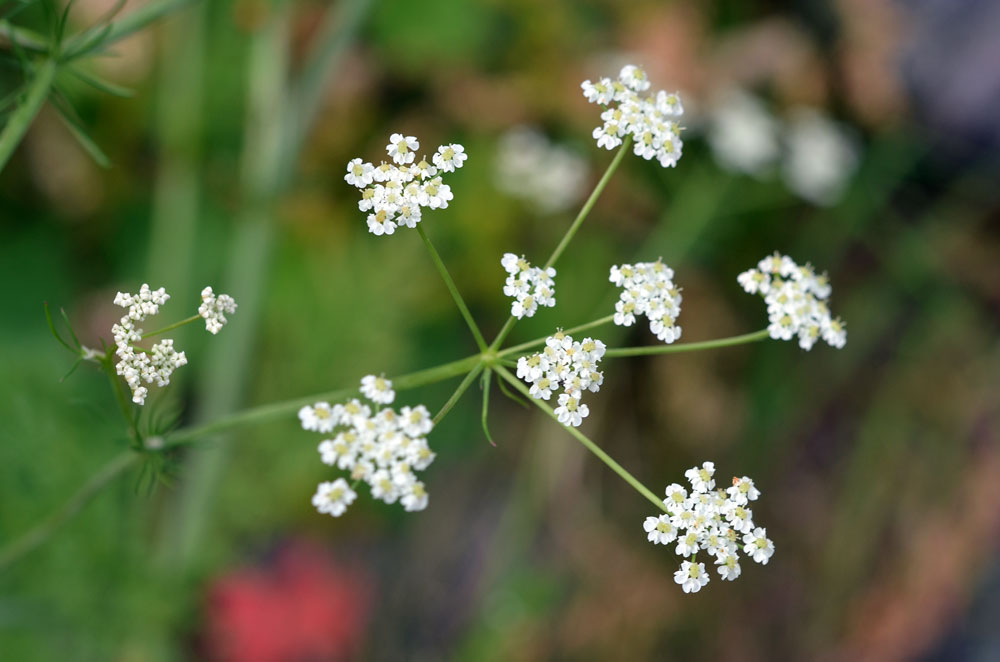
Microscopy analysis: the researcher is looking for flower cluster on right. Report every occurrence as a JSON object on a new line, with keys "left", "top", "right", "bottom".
{"left": 516, "top": 330, "right": 605, "bottom": 427}
{"left": 610, "top": 259, "right": 683, "bottom": 343}
{"left": 738, "top": 252, "right": 846, "bottom": 350}
{"left": 301, "top": 375, "right": 435, "bottom": 517}
{"left": 501, "top": 253, "right": 556, "bottom": 319}
{"left": 344, "top": 134, "right": 466, "bottom": 236}
{"left": 582, "top": 64, "right": 684, "bottom": 168}
{"left": 644, "top": 462, "right": 774, "bottom": 594}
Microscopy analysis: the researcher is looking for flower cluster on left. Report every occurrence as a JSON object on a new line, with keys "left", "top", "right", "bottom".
{"left": 345, "top": 134, "right": 467, "bottom": 236}
{"left": 300, "top": 375, "right": 436, "bottom": 517}
{"left": 112, "top": 284, "right": 236, "bottom": 405}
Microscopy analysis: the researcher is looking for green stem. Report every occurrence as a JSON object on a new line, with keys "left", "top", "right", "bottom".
{"left": 0, "top": 451, "right": 139, "bottom": 572}
{"left": 494, "top": 364, "right": 667, "bottom": 513}
{"left": 142, "top": 314, "right": 201, "bottom": 339}
{"left": 432, "top": 362, "right": 484, "bottom": 425}
{"left": 162, "top": 352, "right": 482, "bottom": 448}
{"left": 603, "top": 329, "right": 770, "bottom": 358}
{"left": 489, "top": 136, "right": 632, "bottom": 351}
{"left": 416, "top": 224, "right": 488, "bottom": 352}
{"left": 0, "top": 58, "right": 56, "bottom": 172}
{"left": 499, "top": 314, "right": 616, "bottom": 357}
{"left": 481, "top": 368, "right": 495, "bottom": 445}
{"left": 103, "top": 357, "right": 139, "bottom": 444}
{"left": 0, "top": 20, "right": 49, "bottom": 53}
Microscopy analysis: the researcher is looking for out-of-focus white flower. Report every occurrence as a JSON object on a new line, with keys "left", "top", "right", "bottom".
{"left": 737, "top": 252, "right": 846, "bottom": 350}
{"left": 312, "top": 479, "right": 357, "bottom": 517}
{"left": 609, "top": 259, "right": 683, "bottom": 343}
{"left": 360, "top": 374, "right": 395, "bottom": 405}
{"left": 198, "top": 286, "right": 237, "bottom": 335}
{"left": 495, "top": 126, "right": 588, "bottom": 214}
{"left": 782, "top": 109, "right": 859, "bottom": 206}
{"left": 645, "top": 462, "right": 772, "bottom": 593}
{"left": 501, "top": 253, "right": 556, "bottom": 319}
{"left": 517, "top": 330, "right": 605, "bottom": 428}
{"left": 706, "top": 88, "right": 780, "bottom": 176}
{"left": 581, "top": 64, "right": 685, "bottom": 168}
{"left": 346, "top": 135, "right": 466, "bottom": 236}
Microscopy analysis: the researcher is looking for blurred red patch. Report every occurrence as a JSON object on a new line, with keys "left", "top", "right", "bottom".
{"left": 204, "top": 540, "right": 372, "bottom": 661}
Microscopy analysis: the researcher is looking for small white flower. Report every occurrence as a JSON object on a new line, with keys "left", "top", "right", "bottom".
{"left": 674, "top": 561, "right": 709, "bottom": 594}
{"left": 401, "top": 481, "right": 429, "bottom": 512}
{"left": 312, "top": 479, "right": 357, "bottom": 517}
{"left": 743, "top": 527, "right": 775, "bottom": 564}
{"left": 609, "top": 260, "right": 682, "bottom": 343}
{"left": 198, "top": 286, "right": 237, "bottom": 335}
{"left": 500, "top": 254, "right": 556, "bottom": 319}
{"left": 386, "top": 133, "right": 419, "bottom": 165}
{"left": 716, "top": 554, "right": 742, "bottom": 581}
{"left": 684, "top": 461, "right": 716, "bottom": 493}
{"left": 360, "top": 374, "right": 395, "bottom": 405}
{"left": 432, "top": 143, "right": 467, "bottom": 173}
{"left": 727, "top": 476, "right": 760, "bottom": 505}
{"left": 554, "top": 392, "right": 589, "bottom": 427}
{"left": 706, "top": 88, "right": 780, "bottom": 176}
{"left": 344, "top": 158, "right": 375, "bottom": 188}
{"left": 643, "top": 514, "right": 677, "bottom": 545}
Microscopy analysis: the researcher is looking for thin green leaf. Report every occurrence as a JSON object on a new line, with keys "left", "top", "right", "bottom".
{"left": 59, "top": 307, "right": 81, "bottom": 348}
{"left": 56, "top": 0, "right": 78, "bottom": 45}
{"left": 59, "top": 21, "right": 110, "bottom": 60}
{"left": 44, "top": 301, "right": 75, "bottom": 352}
{"left": 67, "top": 65, "right": 133, "bottom": 97}
{"left": 481, "top": 369, "right": 495, "bottom": 447}
{"left": 49, "top": 87, "right": 110, "bottom": 167}
{"left": 496, "top": 372, "right": 529, "bottom": 408}
{"left": 59, "top": 357, "right": 83, "bottom": 382}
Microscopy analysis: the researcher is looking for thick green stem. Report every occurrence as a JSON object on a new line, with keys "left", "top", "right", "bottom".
{"left": 603, "top": 329, "right": 770, "bottom": 358}
{"left": 499, "top": 314, "right": 616, "bottom": 357}
{"left": 489, "top": 136, "right": 632, "bottom": 351}
{"left": 0, "top": 58, "right": 56, "bottom": 172}
{"left": 416, "top": 224, "right": 488, "bottom": 351}
{"left": 494, "top": 365, "right": 667, "bottom": 513}
{"left": 142, "top": 314, "right": 201, "bottom": 340}
{"left": 432, "top": 362, "right": 484, "bottom": 425}
{"left": 162, "top": 353, "right": 482, "bottom": 448}
{"left": 0, "top": 451, "right": 139, "bottom": 571}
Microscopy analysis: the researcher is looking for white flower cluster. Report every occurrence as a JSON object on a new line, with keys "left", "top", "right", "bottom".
{"left": 494, "top": 126, "right": 588, "bottom": 214}
{"left": 581, "top": 64, "right": 684, "bottom": 168}
{"left": 112, "top": 284, "right": 187, "bottom": 405}
{"left": 516, "top": 330, "right": 605, "bottom": 427}
{"left": 344, "top": 134, "right": 467, "bottom": 237}
{"left": 643, "top": 461, "right": 774, "bottom": 594}
{"left": 609, "top": 260, "right": 683, "bottom": 343}
{"left": 198, "top": 286, "right": 237, "bottom": 335}
{"left": 501, "top": 253, "right": 556, "bottom": 319}
{"left": 301, "top": 375, "right": 435, "bottom": 517}
{"left": 738, "top": 252, "right": 846, "bottom": 350}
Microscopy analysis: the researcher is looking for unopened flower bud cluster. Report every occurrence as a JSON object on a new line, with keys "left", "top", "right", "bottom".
{"left": 198, "top": 286, "right": 237, "bottom": 335}
{"left": 345, "top": 134, "right": 467, "bottom": 237}
{"left": 738, "top": 252, "right": 846, "bottom": 350}
{"left": 582, "top": 64, "right": 684, "bottom": 168}
{"left": 302, "top": 375, "right": 435, "bottom": 517}
{"left": 609, "top": 260, "right": 683, "bottom": 343}
{"left": 501, "top": 253, "right": 556, "bottom": 319}
{"left": 643, "top": 461, "right": 774, "bottom": 594}
{"left": 517, "top": 331, "right": 605, "bottom": 427}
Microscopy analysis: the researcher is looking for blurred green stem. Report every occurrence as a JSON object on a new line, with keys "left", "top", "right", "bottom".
{"left": 0, "top": 451, "right": 139, "bottom": 571}
{"left": 489, "top": 135, "right": 632, "bottom": 350}
{"left": 604, "top": 329, "right": 770, "bottom": 357}
{"left": 141, "top": 314, "right": 201, "bottom": 340}
{"left": 0, "top": 20, "right": 49, "bottom": 52}
{"left": 0, "top": 58, "right": 56, "bottom": 171}
{"left": 416, "top": 224, "right": 488, "bottom": 351}
{"left": 102, "top": 356, "right": 139, "bottom": 445}
{"left": 495, "top": 364, "right": 667, "bottom": 512}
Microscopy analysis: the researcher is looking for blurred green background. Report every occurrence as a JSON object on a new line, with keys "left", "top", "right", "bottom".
{"left": 2, "top": 0, "right": 999, "bottom": 659}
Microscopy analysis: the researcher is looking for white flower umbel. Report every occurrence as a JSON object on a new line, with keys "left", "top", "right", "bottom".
{"left": 501, "top": 253, "right": 556, "bottom": 319}
{"left": 609, "top": 259, "right": 683, "bottom": 343}
{"left": 494, "top": 126, "right": 588, "bottom": 214}
{"left": 581, "top": 64, "right": 684, "bottom": 168}
{"left": 301, "top": 386, "right": 436, "bottom": 518}
{"left": 517, "top": 330, "right": 605, "bottom": 428}
{"left": 737, "top": 252, "right": 846, "bottom": 350}
{"left": 782, "top": 109, "right": 859, "bottom": 207}
{"left": 112, "top": 284, "right": 232, "bottom": 405}
{"left": 198, "top": 286, "right": 237, "bottom": 335}
{"left": 706, "top": 88, "right": 780, "bottom": 177}
{"left": 645, "top": 463, "right": 772, "bottom": 594}
{"left": 345, "top": 134, "right": 467, "bottom": 236}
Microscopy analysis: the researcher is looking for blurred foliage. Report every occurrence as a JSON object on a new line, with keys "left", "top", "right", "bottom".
{"left": 1, "top": 0, "right": 999, "bottom": 660}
